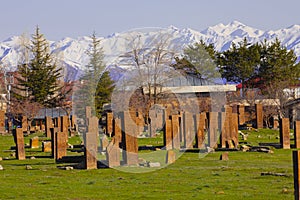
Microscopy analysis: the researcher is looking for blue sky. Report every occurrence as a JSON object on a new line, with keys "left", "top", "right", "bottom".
{"left": 0, "top": 0, "right": 299, "bottom": 41}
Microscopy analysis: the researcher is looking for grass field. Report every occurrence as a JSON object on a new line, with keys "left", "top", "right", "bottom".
{"left": 0, "top": 129, "right": 296, "bottom": 200}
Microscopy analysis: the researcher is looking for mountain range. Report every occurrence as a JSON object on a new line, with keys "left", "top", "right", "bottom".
{"left": 0, "top": 21, "right": 300, "bottom": 80}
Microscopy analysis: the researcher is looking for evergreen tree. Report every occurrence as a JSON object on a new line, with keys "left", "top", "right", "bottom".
{"left": 79, "top": 32, "right": 114, "bottom": 118}
{"left": 258, "top": 38, "right": 300, "bottom": 117}
{"left": 172, "top": 40, "right": 219, "bottom": 85}
{"left": 217, "top": 38, "right": 260, "bottom": 96}
{"left": 13, "top": 26, "right": 62, "bottom": 107}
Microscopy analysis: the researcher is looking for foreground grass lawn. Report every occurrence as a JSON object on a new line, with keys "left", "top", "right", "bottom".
{"left": 0, "top": 129, "right": 296, "bottom": 200}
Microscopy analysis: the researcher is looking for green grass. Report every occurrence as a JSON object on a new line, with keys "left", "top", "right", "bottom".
{"left": 0, "top": 129, "right": 296, "bottom": 200}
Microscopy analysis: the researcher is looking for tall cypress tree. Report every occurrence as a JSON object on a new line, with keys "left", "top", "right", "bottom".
{"left": 13, "top": 26, "right": 62, "bottom": 107}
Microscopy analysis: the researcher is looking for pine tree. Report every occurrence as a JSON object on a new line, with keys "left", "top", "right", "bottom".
{"left": 78, "top": 32, "right": 114, "bottom": 118}
{"left": 172, "top": 40, "right": 219, "bottom": 85}
{"left": 217, "top": 38, "right": 260, "bottom": 96}
{"left": 13, "top": 26, "right": 62, "bottom": 107}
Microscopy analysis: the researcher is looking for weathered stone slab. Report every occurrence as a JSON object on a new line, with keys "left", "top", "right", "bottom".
{"left": 84, "top": 132, "right": 98, "bottom": 169}
{"left": 106, "top": 112, "right": 113, "bottom": 136}
{"left": 106, "top": 138, "right": 120, "bottom": 168}
{"left": 50, "top": 127, "right": 58, "bottom": 159}
{"left": 237, "top": 105, "right": 245, "bottom": 125}
{"left": 61, "top": 115, "right": 69, "bottom": 135}
{"left": 230, "top": 113, "right": 239, "bottom": 148}
{"left": 255, "top": 104, "right": 263, "bottom": 128}
{"left": 280, "top": 118, "right": 290, "bottom": 149}
{"left": 164, "top": 118, "right": 173, "bottom": 150}
{"left": 195, "top": 113, "right": 206, "bottom": 149}
{"left": 14, "top": 128, "right": 26, "bottom": 160}
{"left": 100, "top": 134, "right": 109, "bottom": 152}
{"left": 56, "top": 131, "right": 67, "bottom": 160}
{"left": 166, "top": 150, "right": 176, "bottom": 164}
{"left": 45, "top": 116, "right": 53, "bottom": 138}
{"left": 208, "top": 112, "right": 219, "bottom": 148}
{"left": 113, "top": 117, "right": 122, "bottom": 143}
{"left": 293, "top": 150, "right": 300, "bottom": 200}
{"left": 87, "top": 116, "right": 99, "bottom": 134}
{"left": 295, "top": 121, "right": 300, "bottom": 149}
{"left": 121, "top": 111, "right": 138, "bottom": 165}
{"left": 183, "top": 112, "right": 194, "bottom": 149}
{"left": 42, "top": 141, "right": 52, "bottom": 152}
{"left": 171, "top": 115, "right": 180, "bottom": 149}
{"left": 30, "top": 136, "right": 39, "bottom": 149}
{"left": 0, "top": 110, "right": 5, "bottom": 133}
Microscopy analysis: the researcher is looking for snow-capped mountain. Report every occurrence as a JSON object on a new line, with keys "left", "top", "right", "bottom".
{"left": 0, "top": 21, "right": 300, "bottom": 80}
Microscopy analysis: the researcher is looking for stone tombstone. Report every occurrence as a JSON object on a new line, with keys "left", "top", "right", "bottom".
{"left": 113, "top": 117, "right": 122, "bottom": 143}
{"left": 45, "top": 116, "right": 53, "bottom": 138}
{"left": 183, "top": 112, "right": 194, "bottom": 149}
{"left": 220, "top": 107, "right": 230, "bottom": 148}
{"left": 0, "top": 110, "right": 5, "bottom": 132}
{"left": 280, "top": 118, "right": 290, "bottom": 149}
{"left": 120, "top": 111, "right": 138, "bottom": 165}
{"left": 84, "top": 131, "right": 98, "bottom": 169}
{"left": 22, "top": 116, "right": 28, "bottom": 132}
{"left": 166, "top": 150, "right": 176, "bottom": 164}
{"left": 87, "top": 116, "right": 99, "bottom": 134}
{"left": 42, "top": 141, "right": 52, "bottom": 152}
{"left": 14, "top": 128, "right": 26, "bottom": 160}
{"left": 208, "top": 112, "right": 219, "bottom": 148}
{"left": 295, "top": 121, "right": 300, "bottom": 149}
{"left": 61, "top": 116, "right": 69, "bottom": 134}
{"left": 106, "top": 112, "right": 113, "bottom": 136}
{"left": 100, "top": 134, "right": 109, "bottom": 152}
{"left": 106, "top": 137, "right": 120, "bottom": 168}
{"left": 171, "top": 115, "right": 180, "bottom": 149}
{"left": 255, "top": 103, "right": 263, "bottom": 129}
{"left": 149, "top": 109, "right": 157, "bottom": 137}
{"left": 220, "top": 152, "right": 229, "bottom": 161}
{"left": 50, "top": 127, "right": 58, "bottom": 159}
{"left": 237, "top": 105, "right": 245, "bottom": 125}
{"left": 56, "top": 131, "right": 67, "bottom": 160}
{"left": 195, "top": 113, "right": 206, "bottom": 149}
{"left": 56, "top": 117, "right": 61, "bottom": 132}
{"left": 30, "top": 136, "right": 39, "bottom": 148}
{"left": 71, "top": 115, "right": 77, "bottom": 131}
{"left": 230, "top": 112, "right": 239, "bottom": 148}
{"left": 293, "top": 150, "right": 300, "bottom": 200}
{"left": 164, "top": 118, "right": 173, "bottom": 150}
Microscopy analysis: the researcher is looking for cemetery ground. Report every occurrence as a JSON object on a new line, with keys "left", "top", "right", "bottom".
{"left": 0, "top": 129, "right": 295, "bottom": 200}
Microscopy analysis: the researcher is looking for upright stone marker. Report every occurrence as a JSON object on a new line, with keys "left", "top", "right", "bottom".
{"left": 171, "top": 115, "right": 180, "bottom": 149}
{"left": 183, "top": 112, "right": 194, "bottom": 149}
{"left": 61, "top": 116, "right": 69, "bottom": 135}
{"left": 14, "top": 128, "right": 26, "bottom": 160}
{"left": 106, "top": 112, "right": 113, "bottom": 136}
{"left": 0, "top": 110, "right": 5, "bottom": 133}
{"left": 100, "top": 134, "right": 109, "bottom": 152}
{"left": 280, "top": 118, "right": 290, "bottom": 149}
{"left": 231, "top": 112, "right": 239, "bottom": 148}
{"left": 164, "top": 118, "right": 173, "bottom": 150}
{"left": 195, "top": 113, "right": 206, "bottom": 149}
{"left": 121, "top": 111, "right": 138, "bottom": 165}
{"left": 293, "top": 150, "right": 300, "bottom": 200}
{"left": 30, "top": 136, "right": 39, "bottom": 148}
{"left": 209, "top": 112, "right": 219, "bottom": 148}
{"left": 295, "top": 121, "right": 300, "bottom": 149}
{"left": 22, "top": 116, "right": 28, "bottom": 133}
{"left": 106, "top": 138, "right": 120, "bottom": 168}
{"left": 255, "top": 104, "right": 263, "bottom": 129}
{"left": 56, "top": 131, "right": 67, "bottom": 160}
{"left": 237, "top": 105, "right": 245, "bottom": 125}
{"left": 50, "top": 127, "right": 58, "bottom": 159}
{"left": 113, "top": 117, "right": 122, "bottom": 143}
{"left": 166, "top": 150, "right": 176, "bottom": 164}
{"left": 45, "top": 116, "right": 53, "bottom": 138}
{"left": 84, "top": 132, "right": 98, "bottom": 169}
{"left": 42, "top": 141, "right": 52, "bottom": 152}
